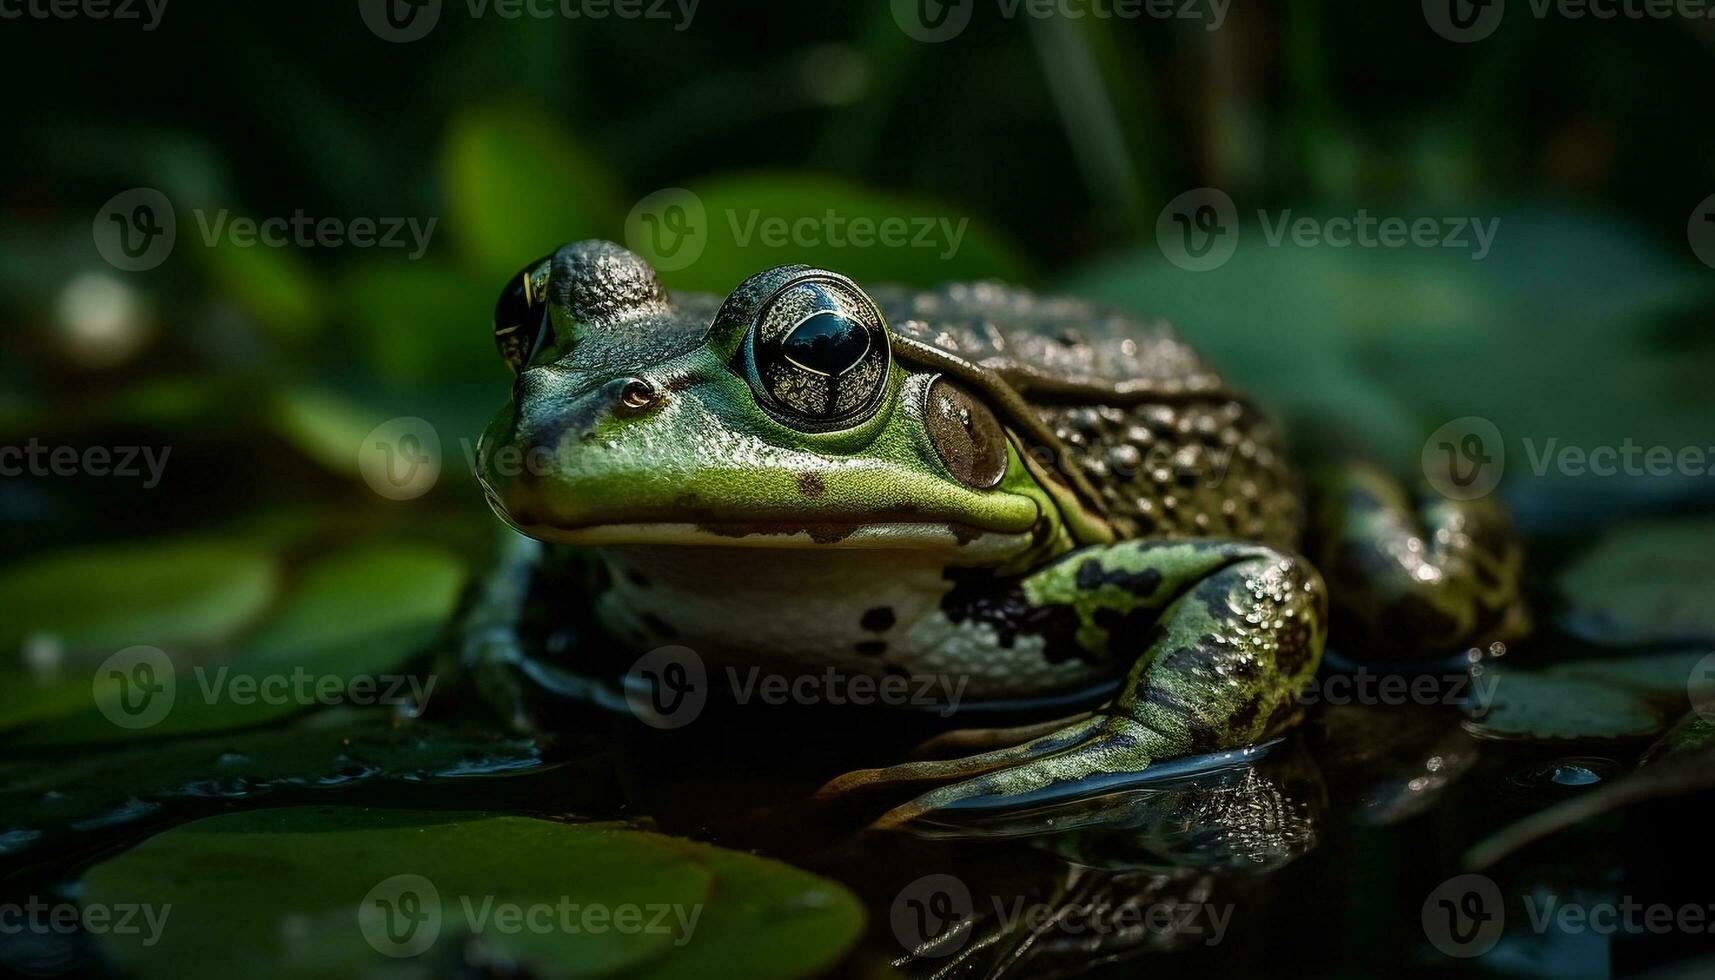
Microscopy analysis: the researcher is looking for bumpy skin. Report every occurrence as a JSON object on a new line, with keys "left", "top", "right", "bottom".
{"left": 470, "top": 241, "right": 1524, "bottom": 827}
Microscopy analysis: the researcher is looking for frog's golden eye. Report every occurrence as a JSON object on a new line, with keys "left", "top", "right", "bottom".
{"left": 492, "top": 255, "right": 552, "bottom": 372}
{"left": 745, "top": 277, "right": 891, "bottom": 429}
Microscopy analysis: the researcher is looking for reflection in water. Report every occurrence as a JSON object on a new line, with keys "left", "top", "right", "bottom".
{"left": 891, "top": 740, "right": 1325, "bottom": 978}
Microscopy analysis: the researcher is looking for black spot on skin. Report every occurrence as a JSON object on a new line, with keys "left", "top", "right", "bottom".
{"left": 625, "top": 569, "right": 651, "bottom": 589}
{"left": 856, "top": 641, "right": 887, "bottom": 656}
{"left": 641, "top": 613, "right": 676, "bottom": 637}
{"left": 940, "top": 568, "right": 1104, "bottom": 664}
{"left": 1075, "top": 559, "right": 1164, "bottom": 596}
{"left": 1142, "top": 683, "right": 1220, "bottom": 752}
{"left": 797, "top": 472, "right": 826, "bottom": 497}
{"left": 860, "top": 607, "right": 896, "bottom": 632}
{"left": 1229, "top": 693, "right": 1262, "bottom": 732}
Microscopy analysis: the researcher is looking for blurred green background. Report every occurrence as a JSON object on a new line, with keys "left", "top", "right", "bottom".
{"left": 2, "top": 0, "right": 1714, "bottom": 554}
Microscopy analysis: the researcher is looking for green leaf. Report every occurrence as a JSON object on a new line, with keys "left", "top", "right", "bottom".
{"left": 196, "top": 225, "right": 324, "bottom": 341}
{"left": 0, "top": 540, "right": 277, "bottom": 656}
{"left": 83, "top": 807, "right": 865, "bottom": 980}
{"left": 268, "top": 386, "right": 387, "bottom": 478}
{"left": 1557, "top": 515, "right": 1715, "bottom": 646}
{"left": 1060, "top": 206, "right": 1715, "bottom": 524}
{"left": 1463, "top": 671, "right": 1665, "bottom": 743}
{"left": 0, "top": 712, "right": 569, "bottom": 856}
{"left": 656, "top": 173, "right": 1031, "bottom": 294}
{"left": 8, "top": 545, "right": 464, "bottom": 746}
{"left": 443, "top": 105, "right": 627, "bottom": 282}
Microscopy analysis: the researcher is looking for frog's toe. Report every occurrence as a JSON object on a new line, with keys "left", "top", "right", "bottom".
{"left": 871, "top": 716, "right": 1166, "bottom": 830}
{"left": 815, "top": 715, "right": 1107, "bottom": 801}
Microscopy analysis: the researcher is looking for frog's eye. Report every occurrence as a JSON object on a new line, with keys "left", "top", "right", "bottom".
{"left": 923, "top": 376, "right": 1008, "bottom": 489}
{"left": 492, "top": 255, "right": 552, "bottom": 372}
{"left": 744, "top": 277, "right": 891, "bottom": 429}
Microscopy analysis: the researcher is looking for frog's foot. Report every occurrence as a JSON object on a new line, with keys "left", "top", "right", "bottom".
{"left": 822, "top": 539, "right": 1328, "bottom": 830}
{"left": 1312, "top": 462, "right": 1529, "bottom": 662}
{"left": 431, "top": 531, "right": 544, "bottom": 732}
{"left": 907, "top": 713, "right": 1096, "bottom": 759}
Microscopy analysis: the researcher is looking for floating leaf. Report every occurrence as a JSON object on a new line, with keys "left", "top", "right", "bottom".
{"left": 83, "top": 807, "right": 864, "bottom": 980}
{"left": 1463, "top": 671, "right": 1664, "bottom": 743}
{"left": 0, "top": 540, "right": 276, "bottom": 656}
{"left": 1546, "top": 649, "right": 1709, "bottom": 700}
{"left": 1556, "top": 516, "right": 1715, "bottom": 646}
{"left": 8, "top": 544, "right": 463, "bottom": 746}
{"left": 443, "top": 105, "right": 627, "bottom": 282}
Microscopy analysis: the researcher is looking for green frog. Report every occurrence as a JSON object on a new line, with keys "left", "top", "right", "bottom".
{"left": 467, "top": 240, "right": 1527, "bottom": 828}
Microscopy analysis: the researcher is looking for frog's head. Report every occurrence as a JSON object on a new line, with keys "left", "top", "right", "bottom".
{"left": 475, "top": 241, "right": 1056, "bottom": 560}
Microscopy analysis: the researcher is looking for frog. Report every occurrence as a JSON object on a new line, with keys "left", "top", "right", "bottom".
{"left": 465, "top": 239, "right": 1528, "bottom": 829}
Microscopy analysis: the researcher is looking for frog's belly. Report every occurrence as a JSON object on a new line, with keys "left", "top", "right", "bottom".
{"left": 591, "top": 545, "right": 1114, "bottom": 703}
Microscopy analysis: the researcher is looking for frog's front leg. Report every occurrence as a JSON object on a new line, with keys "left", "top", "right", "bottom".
{"left": 820, "top": 540, "right": 1327, "bottom": 828}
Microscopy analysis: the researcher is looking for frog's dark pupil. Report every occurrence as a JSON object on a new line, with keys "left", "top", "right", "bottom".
{"left": 781, "top": 312, "right": 870, "bottom": 376}
{"left": 494, "top": 274, "right": 538, "bottom": 332}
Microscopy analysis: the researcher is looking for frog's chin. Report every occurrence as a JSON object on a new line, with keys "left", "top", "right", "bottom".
{"left": 498, "top": 518, "right": 1036, "bottom": 560}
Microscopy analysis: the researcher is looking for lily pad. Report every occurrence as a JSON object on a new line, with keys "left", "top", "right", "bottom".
{"left": 0, "top": 712, "right": 571, "bottom": 856}
{"left": 1556, "top": 515, "right": 1715, "bottom": 646}
{"left": 1462, "top": 671, "right": 1665, "bottom": 743}
{"left": 0, "top": 539, "right": 277, "bottom": 657}
{"left": 8, "top": 544, "right": 464, "bottom": 746}
{"left": 1546, "top": 649, "right": 1710, "bottom": 700}
{"left": 83, "top": 807, "right": 864, "bottom": 980}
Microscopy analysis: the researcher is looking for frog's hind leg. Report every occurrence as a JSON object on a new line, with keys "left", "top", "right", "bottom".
{"left": 818, "top": 540, "right": 1327, "bottom": 829}
{"left": 1312, "top": 462, "right": 1528, "bottom": 662}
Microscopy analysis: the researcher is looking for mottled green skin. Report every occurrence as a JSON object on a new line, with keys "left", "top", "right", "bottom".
{"left": 471, "top": 241, "right": 1525, "bottom": 824}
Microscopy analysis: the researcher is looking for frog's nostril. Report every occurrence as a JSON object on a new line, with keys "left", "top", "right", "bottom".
{"left": 618, "top": 378, "right": 659, "bottom": 413}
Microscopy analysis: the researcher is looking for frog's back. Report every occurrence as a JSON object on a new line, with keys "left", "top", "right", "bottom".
{"left": 872, "top": 282, "right": 1303, "bottom": 550}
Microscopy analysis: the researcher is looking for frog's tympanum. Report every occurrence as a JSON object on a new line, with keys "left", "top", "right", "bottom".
{"left": 474, "top": 240, "right": 1527, "bottom": 828}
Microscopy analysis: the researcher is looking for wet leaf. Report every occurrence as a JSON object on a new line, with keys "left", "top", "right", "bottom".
{"left": 8, "top": 544, "right": 464, "bottom": 746}
{"left": 659, "top": 173, "right": 1031, "bottom": 294}
{"left": 0, "top": 540, "right": 277, "bottom": 657}
{"left": 443, "top": 105, "right": 627, "bottom": 282}
{"left": 83, "top": 807, "right": 864, "bottom": 980}
{"left": 1556, "top": 515, "right": 1715, "bottom": 646}
{"left": 0, "top": 712, "right": 569, "bottom": 856}
{"left": 1463, "top": 671, "right": 1665, "bottom": 743}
